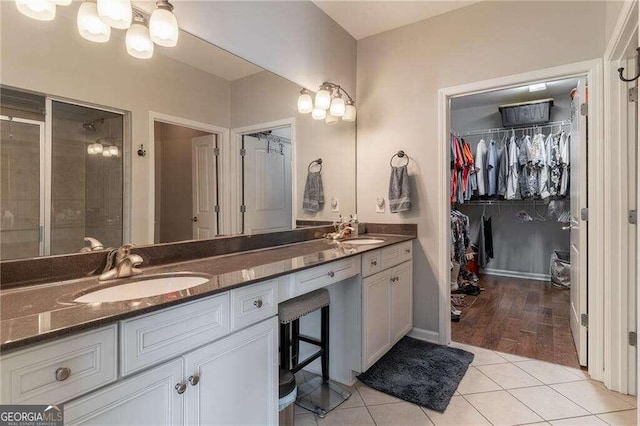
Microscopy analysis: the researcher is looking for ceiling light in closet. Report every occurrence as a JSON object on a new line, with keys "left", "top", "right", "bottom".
{"left": 529, "top": 83, "right": 547, "bottom": 92}
{"left": 15, "top": 0, "right": 56, "bottom": 21}
{"left": 126, "top": 15, "right": 154, "bottom": 59}
{"left": 78, "top": 1, "right": 111, "bottom": 43}
{"left": 312, "top": 108, "right": 327, "bottom": 120}
{"left": 297, "top": 89, "right": 313, "bottom": 114}
{"left": 149, "top": 0, "right": 179, "bottom": 47}
{"left": 97, "top": 0, "right": 132, "bottom": 29}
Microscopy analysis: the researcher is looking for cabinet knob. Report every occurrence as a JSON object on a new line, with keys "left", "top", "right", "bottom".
{"left": 253, "top": 300, "right": 263, "bottom": 308}
{"left": 371, "top": 260, "right": 377, "bottom": 266}
{"left": 327, "top": 271, "right": 335, "bottom": 278}
{"left": 191, "top": 216, "right": 198, "bottom": 222}
{"left": 405, "top": 248, "right": 411, "bottom": 254}
{"left": 55, "top": 367, "right": 71, "bottom": 381}
{"left": 175, "top": 383, "right": 187, "bottom": 394}
{"left": 189, "top": 375, "right": 200, "bottom": 386}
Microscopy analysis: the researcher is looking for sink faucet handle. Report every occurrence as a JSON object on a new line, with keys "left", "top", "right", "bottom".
{"left": 116, "top": 243, "right": 135, "bottom": 262}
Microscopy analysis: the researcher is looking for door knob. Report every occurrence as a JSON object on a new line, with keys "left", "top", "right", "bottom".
{"left": 191, "top": 216, "right": 198, "bottom": 222}
{"left": 175, "top": 383, "right": 187, "bottom": 394}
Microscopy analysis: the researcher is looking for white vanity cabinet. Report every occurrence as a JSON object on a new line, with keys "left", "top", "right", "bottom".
{"left": 362, "top": 241, "right": 413, "bottom": 371}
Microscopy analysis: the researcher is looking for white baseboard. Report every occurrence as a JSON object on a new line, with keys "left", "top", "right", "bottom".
{"left": 408, "top": 327, "right": 440, "bottom": 344}
{"left": 482, "top": 268, "right": 551, "bottom": 282}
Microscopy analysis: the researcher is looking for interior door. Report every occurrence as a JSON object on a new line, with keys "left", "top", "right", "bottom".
{"left": 570, "top": 77, "right": 588, "bottom": 366}
{"left": 191, "top": 134, "right": 217, "bottom": 239}
{"left": 0, "top": 116, "right": 45, "bottom": 260}
{"left": 243, "top": 135, "right": 292, "bottom": 234}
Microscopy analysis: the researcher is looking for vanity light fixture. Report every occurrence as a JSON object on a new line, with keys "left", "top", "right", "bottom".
{"left": 299, "top": 82, "right": 356, "bottom": 124}
{"left": 108, "top": 145, "right": 119, "bottom": 156}
{"left": 297, "top": 89, "right": 313, "bottom": 114}
{"left": 15, "top": 0, "right": 56, "bottom": 21}
{"left": 126, "top": 14, "right": 153, "bottom": 59}
{"left": 78, "top": 0, "right": 111, "bottom": 43}
{"left": 93, "top": 142, "right": 104, "bottom": 154}
{"left": 149, "top": 0, "right": 179, "bottom": 47}
{"left": 102, "top": 149, "right": 112, "bottom": 157}
{"left": 97, "top": 0, "right": 132, "bottom": 30}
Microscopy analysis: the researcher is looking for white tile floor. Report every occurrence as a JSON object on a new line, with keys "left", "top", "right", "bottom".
{"left": 294, "top": 342, "right": 637, "bottom": 426}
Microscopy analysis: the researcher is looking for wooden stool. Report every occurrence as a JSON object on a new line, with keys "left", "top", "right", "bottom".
{"left": 278, "top": 288, "right": 330, "bottom": 382}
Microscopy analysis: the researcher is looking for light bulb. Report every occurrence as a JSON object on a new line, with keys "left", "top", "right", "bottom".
{"left": 97, "top": 0, "right": 132, "bottom": 29}
{"left": 126, "top": 17, "right": 153, "bottom": 59}
{"left": 78, "top": 1, "right": 111, "bottom": 43}
{"left": 87, "top": 144, "right": 96, "bottom": 155}
{"left": 15, "top": 0, "right": 56, "bottom": 21}
{"left": 109, "top": 145, "right": 119, "bottom": 156}
{"left": 343, "top": 101, "right": 357, "bottom": 122}
{"left": 315, "top": 85, "right": 331, "bottom": 110}
{"left": 325, "top": 114, "right": 339, "bottom": 125}
{"left": 102, "top": 149, "right": 112, "bottom": 157}
{"left": 297, "top": 89, "right": 313, "bottom": 114}
{"left": 93, "top": 142, "right": 104, "bottom": 154}
{"left": 311, "top": 108, "right": 326, "bottom": 120}
{"left": 149, "top": 2, "right": 178, "bottom": 47}
{"left": 330, "top": 94, "right": 345, "bottom": 117}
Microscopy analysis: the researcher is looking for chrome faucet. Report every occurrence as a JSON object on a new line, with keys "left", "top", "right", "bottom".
{"left": 99, "top": 243, "right": 144, "bottom": 281}
{"left": 80, "top": 237, "right": 104, "bottom": 252}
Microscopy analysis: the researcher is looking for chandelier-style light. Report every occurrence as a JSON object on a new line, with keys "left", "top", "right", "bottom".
{"left": 78, "top": 1, "right": 111, "bottom": 43}
{"left": 97, "top": 0, "right": 132, "bottom": 30}
{"left": 149, "top": 0, "right": 179, "bottom": 47}
{"left": 15, "top": 0, "right": 56, "bottom": 21}
{"left": 298, "top": 82, "right": 356, "bottom": 124}
{"left": 126, "top": 15, "right": 153, "bottom": 59}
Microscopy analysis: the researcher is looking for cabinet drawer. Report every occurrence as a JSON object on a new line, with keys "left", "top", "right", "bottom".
{"left": 231, "top": 280, "right": 278, "bottom": 331}
{"left": 361, "top": 250, "right": 382, "bottom": 278}
{"left": 120, "top": 292, "right": 229, "bottom": 376}
{"left": 381, "top": 241, "right": 413, "bottom": 270}
{"left": 0, "top": 325, "right": 117, "bottom": 405}
{"left": 293, "top": 257, "right": 360, "bottom": 297}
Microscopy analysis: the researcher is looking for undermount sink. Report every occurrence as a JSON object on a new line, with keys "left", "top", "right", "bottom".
{"left": 74, "top": 274, "right": 212, "bottom": 303}
{"left": 341, "top": 238, "right": 385, "bottom": 245}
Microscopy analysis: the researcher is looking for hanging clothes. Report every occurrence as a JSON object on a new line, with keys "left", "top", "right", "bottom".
{"left": 497, "top": 133, "right": 509, "bottom": 197}
{"left": 475, "top": 139, "right": 488, "bottom": 196}
{"left": 506, "top": 133, "right": 519, "bottom": 200}
{"left": 546, "top": 131, "right": 562, "bottom": 196}
{"left": 531, "top": 132, "right": 550, "bottom": 199}
{"left": 559, "top": 132, "right": 570, "bottom": 196}
{"left": 487, "top": 139, "right": 499, "bottom": 196}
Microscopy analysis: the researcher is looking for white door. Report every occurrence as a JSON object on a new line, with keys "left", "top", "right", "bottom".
{"left": 243, "top": 135, "right": 292, "bottom": 234}
{"left": 191, "top": 134, "right": 217, "bottom": 239}
{"left": 64, "top": 358, "right": 184, "bottom": 425}
{"left": 362, "top": 269, "right": 392, "bottom": 370}
{"left": 390, "top": 261, "right": 413, "bottom": 345}
{"left": 570, "top": 77, "right": 588, "bottom": 366}
{"left": 184, "top": 317, "right": 278, "bottom": 426}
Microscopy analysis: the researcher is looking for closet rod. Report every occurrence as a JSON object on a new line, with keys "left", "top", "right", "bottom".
{"left": 453, "top": 120, "right": 571, "bottom": 138}
{"left": 461, "top": 199, "right": 557, "bottom": 206}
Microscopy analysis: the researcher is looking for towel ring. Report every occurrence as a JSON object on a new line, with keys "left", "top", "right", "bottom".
{"left": 390, "top": 150, "right": 409, "bottom": 167}
{"left": 308, "top": 158, "right": 322, "bottom": 173}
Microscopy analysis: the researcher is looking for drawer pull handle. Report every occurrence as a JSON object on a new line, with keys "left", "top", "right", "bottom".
{"left": 175, "top": 383, "right": 187, "bottom": 394}
{"left": 405, "top": 249, "right": 411, "bottom": 254}
{"left": 371, "top": 260, "right": 377, "bottom": 266}
{"left": 391, "top": 277, "right": 399, "bottom": 283}
{"left": 189, "top": 375, "right": 200, "bottom": 386}
{"left": 327, "top": 271, "right": 335, "bottom": 278}
{"left": 254, "top": 300, "right": 263, "bottom": 308}
{"left": 55, "top": 367, "right": 71, "bottom": 381}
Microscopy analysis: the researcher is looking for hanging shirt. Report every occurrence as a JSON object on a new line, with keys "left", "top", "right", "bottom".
{"left": 475, "top": 139, "right": 488, "bottom": 196}
{"left": 497, "top": 140, "right": 508, "bottom": 197}
{"left": 532, "top": 133, "right": 550, "bottom": 199}
{"left": 559, "top": 132, "right": 570, "bottom": 196}
{"left": 506, "top": 135, "right": 519, "bottom": 200}
{"left": 487, "top": 140, "right": 498, "bottom": 196}
{"left": 546, "top": 132, "right": 562, "bottom": 196}
{"left": 518, "top": 135, "right": 535, "bottom": 198}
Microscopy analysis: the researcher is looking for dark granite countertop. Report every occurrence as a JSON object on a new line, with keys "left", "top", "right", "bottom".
{"left": 0, "top": 234, "right": 414, "bottom": 352}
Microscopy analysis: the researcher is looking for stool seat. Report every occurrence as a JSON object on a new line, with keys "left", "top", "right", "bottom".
{"left": 279, "top": 289, "right": 330, "bottom": 324}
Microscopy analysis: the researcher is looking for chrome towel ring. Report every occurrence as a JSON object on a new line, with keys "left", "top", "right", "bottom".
{"left": 308, "top": 158, "right": 322, "bottom": 173}
{"left": 390, "top": 150, "right": 409, "bottom": 167}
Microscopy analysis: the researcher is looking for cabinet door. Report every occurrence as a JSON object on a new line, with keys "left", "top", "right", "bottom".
{"left": 64, "top": 358, "right": 184, "bottom": 426}
{"left": 362, "top": 269, "right": 392, "bottom": 371}
{"left": 184, "top": 317, "right": 278, "bottom": 426}
{"left": 391, "top": 261, "right": 413, "bottom": 345}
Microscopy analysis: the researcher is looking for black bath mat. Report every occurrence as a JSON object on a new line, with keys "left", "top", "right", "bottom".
{"left": 357, "top": 337, "right": 474, "bottom": 413}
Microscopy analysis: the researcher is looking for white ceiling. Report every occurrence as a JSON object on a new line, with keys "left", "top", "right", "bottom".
{"left": 313, "top": 0, "right": 480, "bottom": 40}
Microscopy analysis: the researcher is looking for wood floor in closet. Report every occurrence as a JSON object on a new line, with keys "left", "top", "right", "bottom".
{"left": 451, "top": 275, "right": 581, "bottom": 369}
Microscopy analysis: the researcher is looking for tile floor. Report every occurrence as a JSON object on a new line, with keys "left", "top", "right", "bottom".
{"left": 294, "top": 342, "right": 637, "bottom": 426}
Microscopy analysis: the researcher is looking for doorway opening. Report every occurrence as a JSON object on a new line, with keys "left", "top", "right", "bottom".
{"left": 153, "top": 121, "right": 218, "bottom": 243}
{"left": 448, "top": 76, "right": 588, "bottom": 369}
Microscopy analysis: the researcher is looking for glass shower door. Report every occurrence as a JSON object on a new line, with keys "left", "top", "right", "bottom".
{"left": 0, "top": 116, "right": 45, "bottom": 260}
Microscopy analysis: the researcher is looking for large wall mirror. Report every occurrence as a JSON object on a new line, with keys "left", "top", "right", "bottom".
{"left": 0, "top": 2, "right": 356, "bottom": 260}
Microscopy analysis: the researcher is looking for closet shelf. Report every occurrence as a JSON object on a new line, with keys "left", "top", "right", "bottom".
{"left": 452, "top": 119, "right": 571, "bottom": 138}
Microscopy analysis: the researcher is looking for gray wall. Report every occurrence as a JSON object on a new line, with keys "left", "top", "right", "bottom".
{"left": 356, "top": 1, "right": 608, "bottom": 335}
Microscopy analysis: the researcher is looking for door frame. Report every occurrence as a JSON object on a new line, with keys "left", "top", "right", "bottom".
{"left": 0, "top": 115, "right": 46, "bottom": 256}
{"left": 230, "top": 118, "right": 296, "bottom": 235}
{"left": 437, "top": 58, "right": 605, "bottom": 380}
{"left": 148, "top": 112, "right": 229, "bottom": 240}
{"left": 603, "top": 0, "right": 638, "bottom": 394}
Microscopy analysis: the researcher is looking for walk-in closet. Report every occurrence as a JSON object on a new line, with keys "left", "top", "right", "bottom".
{"left": 449, "top": 77, "right": 587, "bottom": 368}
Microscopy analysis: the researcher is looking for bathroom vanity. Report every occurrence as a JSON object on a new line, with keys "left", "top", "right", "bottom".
{"left": 0, "top": 234, "right": 414, "bottom": 425}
